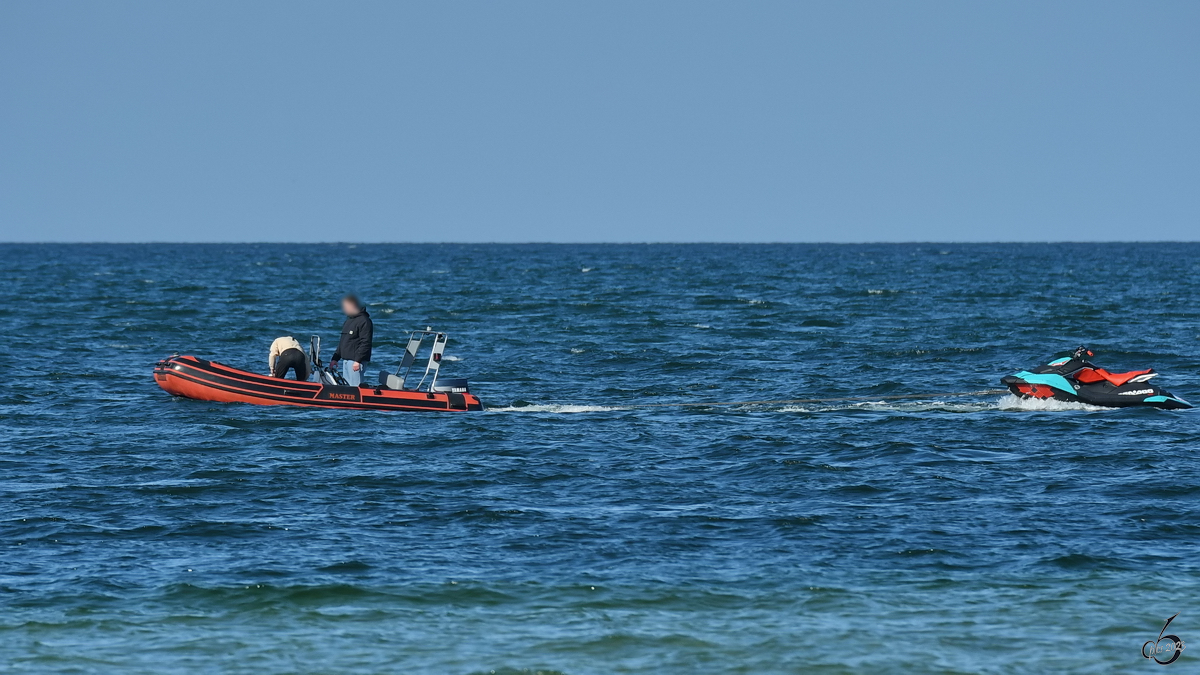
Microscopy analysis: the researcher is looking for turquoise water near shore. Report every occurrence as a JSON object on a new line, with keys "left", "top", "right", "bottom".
{"left": 1, "top": 243, "right": 1198, "bottom": 673}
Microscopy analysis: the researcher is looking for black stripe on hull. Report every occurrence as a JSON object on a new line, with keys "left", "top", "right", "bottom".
{"left": 179, "top": 358, "right": 323, "bottom": 393}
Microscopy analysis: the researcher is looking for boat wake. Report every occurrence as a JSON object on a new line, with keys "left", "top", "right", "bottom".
{"left": 489, "top": 404, "right": 627, "bottom": 414}
{"left": 492, "top": 394, "right": 1117, "bottom": 415}
{"left": 778, "top": 400, "right": 996, "bottom": 414}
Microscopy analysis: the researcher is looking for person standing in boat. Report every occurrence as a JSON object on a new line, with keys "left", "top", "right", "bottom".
{"left": 329, "top": 294, "right": 373, "bottom": 386}
{"left": 268, "top": 336, "right": 310, "bottom": 381}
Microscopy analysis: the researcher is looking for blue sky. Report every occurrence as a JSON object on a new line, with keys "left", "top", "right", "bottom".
{"left": 1, "top": 1, "right": 1197, "bottom": 242}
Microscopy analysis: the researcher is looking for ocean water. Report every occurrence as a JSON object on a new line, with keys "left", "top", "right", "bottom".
{"left": 1, "top": 243, "right": 1198, "bottom": 674}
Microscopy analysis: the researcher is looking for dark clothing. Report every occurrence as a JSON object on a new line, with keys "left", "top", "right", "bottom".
{"left": 331, "top": 309, "right": 373, "bottom": 364}
{"left": 273, "top": 347, "right": 310, "bottom": 381}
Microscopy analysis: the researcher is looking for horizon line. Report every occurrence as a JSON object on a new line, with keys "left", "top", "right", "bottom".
{"left": 2, "top": 240, "right": 1199, "bottom": 246}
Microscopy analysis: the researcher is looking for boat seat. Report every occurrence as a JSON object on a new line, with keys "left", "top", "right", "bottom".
{"left": 378, "top": 370, "right": 405, "bottom": 390}
{"left": 1074, "top": 367, "right": 1155, "bottom": 387}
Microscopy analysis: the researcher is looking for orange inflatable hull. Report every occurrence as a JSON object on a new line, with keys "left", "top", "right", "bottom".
{"left": 154, "top": 355, "right": 483, "bottom": 412}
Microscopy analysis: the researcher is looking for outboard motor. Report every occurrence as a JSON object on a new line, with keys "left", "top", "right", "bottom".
{"left": 431, "top": 378, "right": 471, "bottom": 393}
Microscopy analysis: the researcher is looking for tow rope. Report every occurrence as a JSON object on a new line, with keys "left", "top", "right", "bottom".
{"left": 602, "top": 389, "right": 1010, "bottom": 410}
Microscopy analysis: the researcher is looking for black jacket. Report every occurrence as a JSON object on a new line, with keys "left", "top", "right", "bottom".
{"left": 332, "top": 310, "right": 373, "bottom": 364}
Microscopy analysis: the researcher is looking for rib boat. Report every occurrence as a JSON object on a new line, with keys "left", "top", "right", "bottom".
{"left": 154, "top": 331, "right": 483, "bottom": 412}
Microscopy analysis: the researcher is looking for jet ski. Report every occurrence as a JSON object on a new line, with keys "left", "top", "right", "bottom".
{"left": 1002, "top": 347, "right": 1191, "bottom": 410}
{"left": 154, "top": 330, "right": 483, "bottom": 412}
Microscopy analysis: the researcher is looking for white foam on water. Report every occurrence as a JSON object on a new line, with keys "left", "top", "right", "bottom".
{"left": 693, "top": 324, "right": 712, "bottom": 329}
{"left": 489, "top": 404, "right": 626, "bottom": 414}
{"left": 994, "top": 394, "right": 1110, "bottom": 412}
{"left": 776, "top": 396, "right": 1113, "bottom": 414}
{"left": 777, "top": 399, "right": 997, "bottom": 414}
{"left": 491, "top": 396, "right": 1116, "bottom": 416}
{"left": 581, "top": 267, "right": 594, "bottom": 273}
{"left": 441, "top": 355, "right": 461, "bottom": 362}
{"left": 570, "top": 348, "right": 586, "bottom": 354}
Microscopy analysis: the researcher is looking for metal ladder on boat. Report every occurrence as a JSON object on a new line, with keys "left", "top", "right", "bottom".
{"left": 382, "top": 329, "right": 447, "bottom": 392}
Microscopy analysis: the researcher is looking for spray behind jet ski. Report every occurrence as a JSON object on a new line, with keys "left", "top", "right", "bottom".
{"left": 1002, "top": 346, "right": 1192, "bottom": 410}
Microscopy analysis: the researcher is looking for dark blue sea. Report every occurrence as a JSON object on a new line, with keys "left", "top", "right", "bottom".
{"left": 1, "top": 243, "right": 1198, "bottom": 673}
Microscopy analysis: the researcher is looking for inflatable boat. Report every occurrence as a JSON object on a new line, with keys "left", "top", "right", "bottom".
{"left": 154, "top": 331, "right": 483, "bottom": 412}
